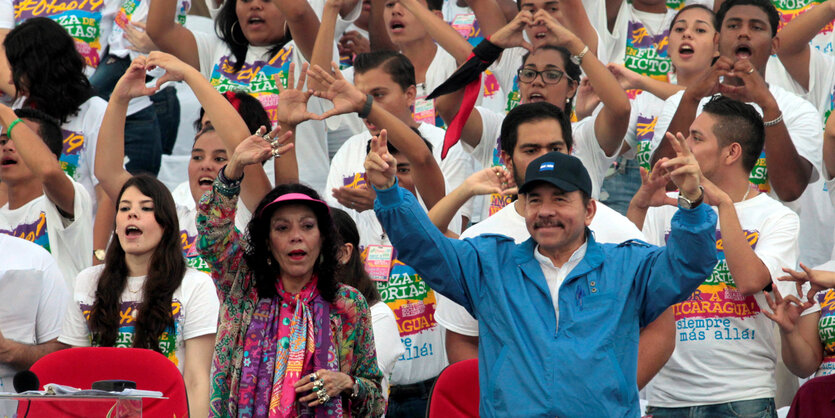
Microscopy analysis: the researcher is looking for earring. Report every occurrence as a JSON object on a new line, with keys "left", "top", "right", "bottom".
{"left": 566, "top": 98, "right": 571, "bottom": 104}
{"left": 231, "top": 21, "right": 247, "bottom": 45}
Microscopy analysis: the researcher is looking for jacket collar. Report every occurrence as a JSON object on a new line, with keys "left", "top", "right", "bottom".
{"left": 514, "top": 229, "right": 604, "bottom": 296}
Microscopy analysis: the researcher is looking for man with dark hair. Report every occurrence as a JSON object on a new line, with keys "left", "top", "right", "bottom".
{"left": 0, "top": 105, "right": 93, "bottom": 287}
{"left": 435, "top": 102, "right": 675, "bottom": 392}
{"left": 365, "top": 120, "right": 718, "bottom": 415}
{"left": 651, "top": 0, "right": 822, "bottom": 204}
{"left": 634, "top": 96, "right": 805, "bottom": 415}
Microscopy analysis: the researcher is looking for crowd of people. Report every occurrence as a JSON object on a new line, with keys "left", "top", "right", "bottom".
{"left": 0, "top": 0, "right": 834, "bottom": 415}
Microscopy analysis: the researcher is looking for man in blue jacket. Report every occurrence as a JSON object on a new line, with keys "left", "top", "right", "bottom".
{"left": 366, "top": 130, "right": 718, "bottom": 416}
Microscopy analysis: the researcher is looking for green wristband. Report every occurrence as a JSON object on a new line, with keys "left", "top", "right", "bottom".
{"left": 6, "top": 118, "right": 23, "bottom": 139}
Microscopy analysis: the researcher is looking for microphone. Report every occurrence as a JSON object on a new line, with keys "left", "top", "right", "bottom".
{"left": 13, "top": 370, "right": 39, "bottom": 393}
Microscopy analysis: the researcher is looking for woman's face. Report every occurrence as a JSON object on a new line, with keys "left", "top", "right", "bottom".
{"left": 518, "top": 48, "right": 576, "bottom": 111}
{"left": 235, "top": 0, "right": 287, "bottom": 47}
{"left": 116, "top": 186, "right": 164, "bottom": 259}
{"left": 269, "top": 203, "right": 322, "bottom": 282}
{"left": 669, "top": 8, "right": 719, "bottom": 77}
{"left": 188, "top": 131, "right": 228, "bottom": 204}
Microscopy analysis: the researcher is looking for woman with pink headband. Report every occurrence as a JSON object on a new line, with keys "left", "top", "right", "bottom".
{"left": 196, "top": 132, "right": 384, "bottom": 417}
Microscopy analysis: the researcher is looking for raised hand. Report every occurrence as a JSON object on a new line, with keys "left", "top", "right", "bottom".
{"left": 363, "top": 130, "right": 396, "bottom": 189}
{"left": 700, "top": 177, "right": 732, "bottom": 207}
{"left": 631, "top": 159, "right": 676, "bottom": 209}
{"left": 762, "top": 286, "right": 808, "bottom": 333}
{"left": 490, "top": 10, "right": 533, "bottom": 52}
{"left": 232, "top": 126, "right": 295, "bottom": 167}
{"left": 339, "top": 31, "right": 370, "bottom": 56}
{"left": 683, "top": 57, "right": 733, "bottom": 102}
{"left": 332, "top": 185, "right": 376, "bottom": 212}
{"left": 124, "top": 21, "right": 158, "bottom": 54}
{"left": 111, "top": 56, "right": 158, "bottom": 102}
{"left": 145, "top": 51, "right": 193, "bottom": 88}
{"left": 607, "top": 63, "right": 642, "bottom": 91}
{"left": 660, "top": 131, "right": 702, "bottom": 202}
{"left": 718, "top": 59, "right": 774, "bottom": 107}
{"left": 464, "top": 166, "right": 517, "bottom": 197}
{"left": 308, "top": 63, "right": 368, "bottom": 119}
{"left": 275, "top": 62, "right": 325, "bottom": 127}
{"left": 533, "top": 9, "right": 579, "bottom": 49}
{"left": 779, "top": 263, "right": 835, "bottom": 304}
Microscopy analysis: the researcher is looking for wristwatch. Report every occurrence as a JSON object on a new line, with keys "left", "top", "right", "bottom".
{"left": 571, "top": 45, "right": 589, "bottom": 66}
{"left": 677, "top": 186, "right": 705, "bottom": 209}
{"left": 94, "top": 249, "right": 106, "bottom": 262}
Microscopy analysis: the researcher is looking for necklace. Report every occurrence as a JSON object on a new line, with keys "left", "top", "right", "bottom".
{"left": 741, "top": 186, "right": 751, "bottom": 202}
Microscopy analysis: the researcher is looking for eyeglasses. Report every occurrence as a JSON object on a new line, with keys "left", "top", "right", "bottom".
{"left": 517, "top": 68, "right": 565, "bottom": 84}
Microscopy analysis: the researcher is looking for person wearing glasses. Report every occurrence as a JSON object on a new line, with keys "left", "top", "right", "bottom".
{"left": 435, "top": 11, "right": 630, "bottom": 219}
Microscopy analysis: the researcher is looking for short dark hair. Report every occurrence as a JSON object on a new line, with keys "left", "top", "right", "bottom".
{"left": 425, "top": 0, "right": 442, "bottom": 11}
{"left": 521, "top": 45, "right": 581, "bottom": 110}
{"left": 716, "top": 0, "right": 780, "bottom": 37}
{"left": 353, "top": 51, "right": 416, "bottom": 92}
{"left": 244, "top": 183, "right": 341, "bottom": 302}
{"left": 701, "top": 95, "right": 764, "bottom": 172}
{"left": 14, "top": 108, "right": 63, "bottom": 159}
{"left": 500, "top": 102, "right": 573, "bottom": 158}
{"left": 670, "top": 4, "right": 718, "bottom": 32}
{"left": 331, "top": 208, "right": 381, "bottom": 306}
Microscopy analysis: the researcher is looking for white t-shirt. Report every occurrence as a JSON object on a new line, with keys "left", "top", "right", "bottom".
{"left": 435, "top": 199, "right": 645, "bottom": 336}
{"left": 59, "top": 265, "right": 219, "bottom": 373}
{"left": 193, "top": 36, "right": 331, "bottom": 195}
{"left": 0, "top": 0, "right": 119, "bottom": 72}
{"left": 0, "top": 235, "right": 68, "bottom": 417}
{"left": 0, "top": 178, "right": 93, "bottom": 289}
{"left": 108, "top": 0, "right": 190, "bottom": 58}
{"left": 370, "top": 300, "right": 405, "bottom": 399}
{"left": 624, "top": 90, "right": 666, "bottom": 170}
{"left": 413, "top": 46, "right": 458, "bottom": 127}
{"left": 174, "top": 193, "right": 250, "bottom": 274}
{"left": 326, "top": 126, "right": 468, "bottom": 385}
{"left": 585, "top": 0, "right": 676, "bottom": 83}
{"left": 650, "top": 87, "right": 823, "bottom": 200}
{"left": 644, "top": 193, "right": 801, "bottom": 406}
{"left": 463, "top": 105, "right": 619, "bottom": 220}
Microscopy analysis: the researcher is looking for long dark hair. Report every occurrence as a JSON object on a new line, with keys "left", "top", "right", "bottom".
{"left": 88, "top": 175, "right": 186, "bottom": 352}
{"left": 244, "top": 183, "right": 341, "bottom": 302}
{"left": 332, "top": 208, "right": 381, "bottom": 306}
{"left": 215, "top": 1, "right": 291, "bottom": 72}
{"left": 4, "top": 17, "right": 94, "bottom": 124}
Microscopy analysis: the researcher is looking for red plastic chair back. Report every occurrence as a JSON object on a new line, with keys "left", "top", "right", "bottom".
{"left": 426, "top": 359, "right": 479, "bottom": 418}
{"left": 17, "top": 347, "right": 189, "bottom": 417}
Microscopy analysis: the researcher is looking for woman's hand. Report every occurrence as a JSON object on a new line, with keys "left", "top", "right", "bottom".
{"left": 464, "top": 166, "right": 517, "bottom": 197}
{"left": 534, "top": 10, "right": 582, "bottom": 51}
{"left": 607, "top": 63, "right": 643, "bottom": 91}
{"left": 111, "top": 56, "right": 158, "bottom": 103}
{"left": 308, "top": 62, "right": 368, "bottom": 119}
{"left": 294, "top": 369, "right": 355, "bottom": 407}
{"left": 363, "top": 130, "right": 396, "bottom": 190}
{"left": 145, "top": 51, "right": 195, "bottom": 88}
{"left": 762, "top": 286, "right": 808, "bottom": 333}
{"left": 124, "top": 21, "right": 158, "bottom": 54}
{"left": 779, "top": 263, "right": 835, "bottom": 303}
{"left": 226, "top": 127, "right": 294, "bottom": 178}
{"left": 490, "top": 10, "right": 533, "bottom": 51}
{"left": 276, "top": 63, "right": 325, "bottom": 128}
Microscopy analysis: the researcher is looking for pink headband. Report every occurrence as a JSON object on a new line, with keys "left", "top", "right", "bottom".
{"left": 259, "top": 193, "right": 330, "bottom": 217}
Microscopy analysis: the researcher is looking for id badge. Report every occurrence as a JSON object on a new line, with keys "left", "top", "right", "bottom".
{"left": 364, "top": 245, "right": 394, "bottom": 282}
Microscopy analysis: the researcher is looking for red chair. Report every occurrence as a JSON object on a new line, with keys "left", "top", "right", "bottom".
{"left": 426, "top": 359, "right": 479, "bottom": 418}
{"left": 17, "top": 347, "right": 189, "bottom": 417}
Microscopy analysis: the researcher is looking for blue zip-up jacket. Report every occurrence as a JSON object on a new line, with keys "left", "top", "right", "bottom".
{"left": 374, "top": 183, "right": 717, "bottom": 417}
